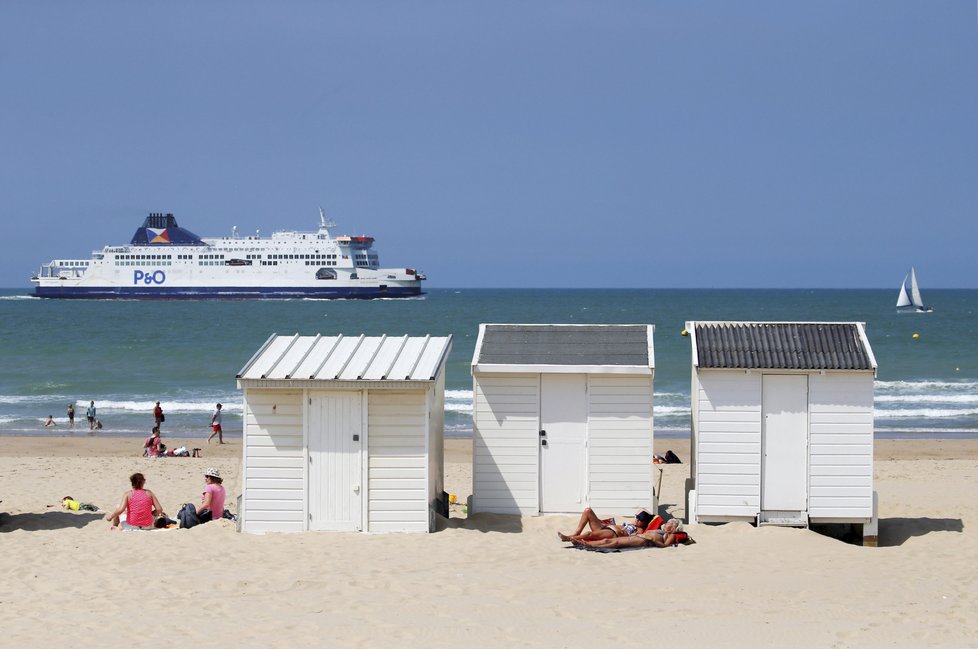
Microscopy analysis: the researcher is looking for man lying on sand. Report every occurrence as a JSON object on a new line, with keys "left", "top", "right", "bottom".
{"left": 558, "top": 507, "right": 655, "bottom": 542}
{"left": 571, "top": 518, "right": 685, "bottom": 549}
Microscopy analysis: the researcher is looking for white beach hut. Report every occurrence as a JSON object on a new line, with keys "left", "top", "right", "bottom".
{"left": 470, "top": 324, "right": 655, "bottom": 516}
{"left": 236, "top": 333, "right": 452, "bottom": 534}
{"left": 685, "top": 321, "right": 878, "bottom": 544}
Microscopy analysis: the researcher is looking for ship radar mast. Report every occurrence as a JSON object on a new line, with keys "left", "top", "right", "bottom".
{"left": 318, "top": 206, "right": 336, "bottom": 240}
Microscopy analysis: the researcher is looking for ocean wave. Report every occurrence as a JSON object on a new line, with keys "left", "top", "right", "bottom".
{"left": 875, "top": 380, "right": 978, "bottom": 392}
{"left": 444, "top": 389, "right": 472, "bottom": 400}
{"left": 874, "top": 408, "right": 978, "bottom": 419}
{"left": 875, "top": 394, "right": 978, "bottom": 404}
{"left": 0, "top": 394, "right": 69, "bottom": 405}
{"left": 90, "top": 399, "right": 242, "bottom": 413}
{"left": 0, "top": 295, "right": 38, "bottom": 300}
{"left": 654, "top": 406, "right": 690, "bottom": 416}
{"left": 445, "top": 402, "right": 473, "bottom": 413}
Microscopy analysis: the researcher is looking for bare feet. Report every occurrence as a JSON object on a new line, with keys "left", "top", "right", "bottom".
{"left": 558, "top": 532, "right": 573, "bottom": 542}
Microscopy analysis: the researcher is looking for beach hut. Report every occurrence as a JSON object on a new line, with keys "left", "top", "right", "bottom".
{"left": 470, "top": 324, "right": 655, "bottom": 516}
{"left": 236, "top": 333, "right": 452, "bottom": 534}
{"left": 685, "top": 321, "right": 878, "bottom": 544}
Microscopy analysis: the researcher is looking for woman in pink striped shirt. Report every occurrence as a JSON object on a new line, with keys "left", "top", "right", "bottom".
{"left": 106, "top": 472, "right": 165, "bottom": 531}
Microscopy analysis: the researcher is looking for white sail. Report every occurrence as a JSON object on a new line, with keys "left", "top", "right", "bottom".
{"left": 908, "top": 267, "right": 925, "bottom": 308}
{"left": 896, "top": 266, "right": 932, "bottom": 312}
{"left": 896, "top": 273, "right": 912, "bottom": 308}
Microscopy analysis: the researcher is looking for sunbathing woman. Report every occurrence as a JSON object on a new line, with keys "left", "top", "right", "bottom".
{"left": 572, "top": 517, "right": 684, "bottom": 549}
{"left": 558, "top": 507, "right": 654, "bottom": 542}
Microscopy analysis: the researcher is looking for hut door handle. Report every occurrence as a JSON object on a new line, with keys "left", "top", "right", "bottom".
{"left": 541, "top": 439, "right": 548, "bottom": 447}
{"left": 539, "top": 430, "right": 546, "bottom": 436}
{"left": 353, "top": 434, "right": 360, "bottom": 442}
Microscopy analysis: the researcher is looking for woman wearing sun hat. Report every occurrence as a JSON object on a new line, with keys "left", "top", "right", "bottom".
{"left": 196, "top": 467, "right": 226, "bottom": 522}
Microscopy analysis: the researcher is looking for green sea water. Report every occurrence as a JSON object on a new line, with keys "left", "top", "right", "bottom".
{"left": 1, "top": 288, "right": 976, "bottom": 438}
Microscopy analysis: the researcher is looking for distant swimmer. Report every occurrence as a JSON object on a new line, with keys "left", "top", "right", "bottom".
{"left": 66, "top": 403, "right": 75, "bottom": 429}
{"left": 94, "top": 419, "right": 103, "bottom": 430}
{"left": 154, "top": 400, "right": 164, "bottom": 427}
{"left": 44, "top": 415, "right": 56, "bottom": 427}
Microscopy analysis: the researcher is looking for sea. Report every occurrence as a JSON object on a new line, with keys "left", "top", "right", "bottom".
{"left": 1, "top": 288, "right": 976, "bottom": 441}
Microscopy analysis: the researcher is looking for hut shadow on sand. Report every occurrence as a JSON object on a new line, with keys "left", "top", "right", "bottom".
{"left": 808, "top": 517, "right": 964, "bottom": 547}
{"left": 877, "top": 517, "right": 964, "bottom": 547}
{"left": 0, "top": 511, "right": 102, "bottom": 532}
{"left": 436, "top": 512, "right": 524, "bottom": 534}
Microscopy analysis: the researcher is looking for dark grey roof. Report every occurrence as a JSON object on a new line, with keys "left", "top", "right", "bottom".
{"left": 693, "top": 322, "right": 874, "bottom": 370}
{"left": 478, "top": 324, "right": 651, "bottom": 366}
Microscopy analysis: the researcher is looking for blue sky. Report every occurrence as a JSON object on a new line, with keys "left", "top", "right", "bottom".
{"left": 2, "top": 2, "right": 976, "bottom": 289}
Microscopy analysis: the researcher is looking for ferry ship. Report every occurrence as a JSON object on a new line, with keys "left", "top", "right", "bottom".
{"left": 31, "top": 210, "right": 425, "bottom": 299}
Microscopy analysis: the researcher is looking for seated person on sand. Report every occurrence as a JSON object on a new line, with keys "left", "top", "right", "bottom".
{"left": 558, "top": 507, "right": 655, "bottom": 542}
{"left": 143, "top": 426, "right": 164, "bottom": 457}
{"left": 573, "top": 518, "right": 685, "bottom": 549}
{"left": 105, "top": 472, "right": 166, "bottom": 531}
{"left": 196, "top": 468, "right": 226, "bottom": 522}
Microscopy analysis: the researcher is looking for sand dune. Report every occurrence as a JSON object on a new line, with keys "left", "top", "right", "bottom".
{"left": 1, "top": 436, "right": 976, "bottom": 648}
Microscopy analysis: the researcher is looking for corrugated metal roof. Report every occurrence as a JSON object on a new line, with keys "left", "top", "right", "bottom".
{"left": 691, "top": 322, "right": 874, "bottom": 370}
{"left": 237, "top": 334, "right": 452, "bottom": 381}
{"left": 475, "top": 324, "right": 653, "bottom": 367}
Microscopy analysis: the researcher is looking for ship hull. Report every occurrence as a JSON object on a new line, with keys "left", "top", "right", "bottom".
{"left": 33, "top": 284, "right": 423, "bottom": 300}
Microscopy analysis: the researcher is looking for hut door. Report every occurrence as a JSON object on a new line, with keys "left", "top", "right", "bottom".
{"left": 761, "top": 375, "right": 808, "bottom": 511}
{"left": 539, "top": 374, "right": 587, "bottom": 513}
{"left": 308, "top": 391, "right": 364, "bottom": 531}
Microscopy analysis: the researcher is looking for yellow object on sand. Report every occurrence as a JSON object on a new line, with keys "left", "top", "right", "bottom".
{"left": 448, "top": 494, "right": 457, "bottom": 505}
{"left": 63, "top": 498, "right": 80, "bottom": 511}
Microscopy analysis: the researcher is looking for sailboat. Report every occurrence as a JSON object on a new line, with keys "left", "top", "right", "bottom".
{"left": 896, "top": 266, "right": 933, "bottom": 313}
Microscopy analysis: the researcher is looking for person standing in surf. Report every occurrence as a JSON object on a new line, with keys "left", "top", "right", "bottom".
{"left": 207, "top": 403, "right": 224, "bottom": 444}
{"left": 86, "top": 400, "right": 96, "bottom": 431}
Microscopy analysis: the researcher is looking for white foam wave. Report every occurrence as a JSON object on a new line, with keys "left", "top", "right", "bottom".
{"left": 876, "top": 380, "right": 978, "bottom": 392}
{"left": 875, "top": 394, "right": 978, "bottom": 404}
{"left": 93, "top": 400, "right": 242, "bottom": 414}
{"left": 444, "top": 390, "right": 472, "bottom": 400}
{"left": 445, "top": 402, "right": 473, "bottom": 413}
{"left": 655, "top": 406, "right": 691, "bottom": 416}
{"left": 0, "top": 295, "right": 38, "bottom": 300}
{"left": 0, "top": 394, "right": 69, "bottom": 405}
{"left": 874, "top": 408, "right": 978, "bottom": 419}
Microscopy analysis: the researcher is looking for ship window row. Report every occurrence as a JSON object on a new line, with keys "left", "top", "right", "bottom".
{"left": 57, "top": 261, "right": 89, "bottom": 267}
{"left": 116, "top": 260, "right": 173, "bottom": 266}
{"left": 266, "top": 254, "right": 338, "bottom": 260}
{"left": 119, "top": 254, "right": 172, "bottom": 260}
{"left": 305, "top": 260, "right": 337, "bottom": 266}
{"left": 198, "top": 261, "right": 226, "bottom": 266}
{"left": 260, "top": 261, "right": 279, "bottom": 266}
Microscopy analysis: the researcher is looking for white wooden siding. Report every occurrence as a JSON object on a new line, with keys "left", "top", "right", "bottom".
{"left": 367, "top": 390, "right": 428, "bottom": 532}
{"left": 472, "top": 374, "right": 540, "bottom": 514}
{"left": 808, "top": 373, "right": 874, "bottom": 518}
{"left": 427, "top": 372, "right": 445, "bottom": 531}
{"left": 242, "top": 390, "right": 305, "bottom": 533}
{"left": 587, "top": 375, "right": 653, "bottom": 511}
{"left": 694, "top": 372, "right": 762, "bottom": 517}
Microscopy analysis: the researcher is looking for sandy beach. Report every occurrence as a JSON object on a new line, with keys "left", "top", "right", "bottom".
{"left": 1, "top": 435, "right": 977, "bottom": 648}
